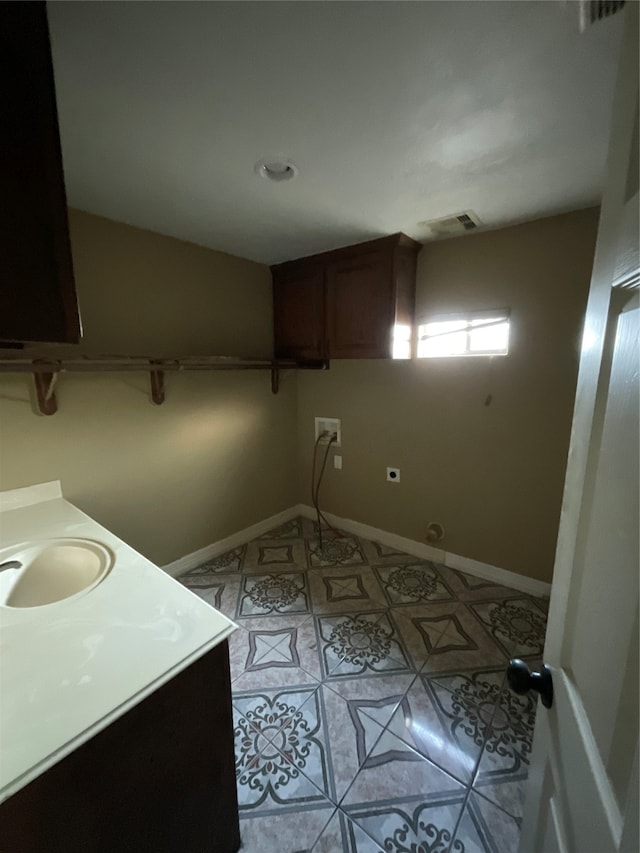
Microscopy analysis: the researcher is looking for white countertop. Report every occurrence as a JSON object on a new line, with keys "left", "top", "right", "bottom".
{"left": 0, "top": 482, "right": 236, "bottom": 804}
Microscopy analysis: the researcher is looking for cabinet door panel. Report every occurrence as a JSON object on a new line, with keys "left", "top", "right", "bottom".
{"left": 327, "top": 251, "right": 394, "bottom": 358}
{"left": 0, "top": 3, "right": 80, "bottom": 345}
{"left": 0, "top": 643, "right": 240, "bottom": 853}
{"left": 273, "top": 266, "right": 325, "bottom": 359}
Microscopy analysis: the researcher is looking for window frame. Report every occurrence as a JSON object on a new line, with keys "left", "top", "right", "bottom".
{"left": 416, "top": 308, "right": 511, "bottom": 359}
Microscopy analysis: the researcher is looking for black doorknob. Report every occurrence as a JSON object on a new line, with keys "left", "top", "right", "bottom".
{"left": 507, "top": 659, "right": 554, "bottom": 709}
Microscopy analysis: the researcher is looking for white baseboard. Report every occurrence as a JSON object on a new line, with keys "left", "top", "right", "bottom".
{"left": 297, "top": 504, "right": 551, "bottom": 598}
{"left": 295, "top": 504, "right": 446, "bottom": 563}
{"left": 443, "top": 552, "right": 551, "bottom": 598}
{"left": 164, "top": 502, "right": 551, "bottom": 598}
{"left": 162, "top": 506, "right": 301, "bottom": 578}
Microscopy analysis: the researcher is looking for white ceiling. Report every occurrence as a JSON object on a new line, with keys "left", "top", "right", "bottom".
{"left": 48, "top": 1, "right": 622, "bottom": 265}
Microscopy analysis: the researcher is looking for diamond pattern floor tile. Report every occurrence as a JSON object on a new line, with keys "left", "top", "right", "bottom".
{"left": 244, "top": 539, "right": 308, "bottom": 573}
{"left": 359, "top": 537, "right": 416, "bottom": 567}
{"left": 323, "top": 673, "right": 416, "bottom": 730}
{"left": 308, "top": 565, "right": 388, "bottom": 614}
{"left": 340, "top": 727, "right": 465, "bottom": 811}
{"left": 230, "top": 615, "right": 322, "bottom": 689}
{"left": 436, "top": 563, "right": 524, "bottom": 602}
{"left": 179, "top": 515, "right": 548, "bottom": 852}
{"left": 181, "top": 570, "right": 240, "bottom": 618}
{"left": 393, "top": 601, "right": 508, "bottom": 676}
{"left": 384, "top": 674, "right": 488, "bottom": 785}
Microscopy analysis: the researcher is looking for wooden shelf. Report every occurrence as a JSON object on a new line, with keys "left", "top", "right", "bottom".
{"left": 0, "top": 355, "right": 329, "bottom": 415}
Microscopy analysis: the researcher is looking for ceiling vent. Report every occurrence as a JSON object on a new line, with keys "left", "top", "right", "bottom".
{"left": 579, "top": 1, "right": 626, "bottom": 31}
{"left": 418, "top": 211, "right": 481, "bottom": 239}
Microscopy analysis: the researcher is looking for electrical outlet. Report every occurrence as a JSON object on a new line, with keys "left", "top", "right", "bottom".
{"left": 386, "top": 467, "right": 400, "bottom": 483}
{"left": 334, "top": 455, "right": 342, "bottom": 470}
{"left": 314, "top": 417, "right": 341, "bottom": 446}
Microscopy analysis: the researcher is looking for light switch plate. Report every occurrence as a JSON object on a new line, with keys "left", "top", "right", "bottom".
{"left": 334, "top": 455, "right": 342, "bottom": 470}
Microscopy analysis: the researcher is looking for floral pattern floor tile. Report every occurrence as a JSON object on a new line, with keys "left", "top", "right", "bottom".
{"left": 233, "top": 687, "right": 333, "bottom": 810}
{"left": 179, "top": 515, "right": 548, "bottom": 852}
{"left": 184, "top": 545, "right": 246, "bottom": 574}
{"left": 468, "top": 597, "right": 547, "bottom": 658}
{"left": 238, "top": 571, "right": 310, "bottom": 618}
{"left": 471, "top": 680, "right": 538, "bottom": 819}
{"left": 307, "top": 535, "right": 367, "bottom": 568}
{"left": 374, "top": 562, "right": 455, "bottom": 606}
{"left": 316, "top": 610, "right": 414, "bottom": 680}
{"left": 344, "top": 795, "right": 465, "bottom": 853}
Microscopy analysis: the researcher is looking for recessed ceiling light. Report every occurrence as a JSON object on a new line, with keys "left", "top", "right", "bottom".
{"left": 254, "top": 158, "right": 298, "bottom": 182}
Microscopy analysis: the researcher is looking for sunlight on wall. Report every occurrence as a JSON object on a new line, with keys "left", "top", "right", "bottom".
{"left": 173, "top": 402, "right": 265, "bottom": 452}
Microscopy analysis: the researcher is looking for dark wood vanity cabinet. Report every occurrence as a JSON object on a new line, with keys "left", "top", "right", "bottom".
{"left": 272, "top": 233, "right": 421, "bottom": 360}
{"left": 0, "top": 2, "right": 81, "bottom": 346}
{"left": 0, "top": 641, "right": 241, "bottom": 853}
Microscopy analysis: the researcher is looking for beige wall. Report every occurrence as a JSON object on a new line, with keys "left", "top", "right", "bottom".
{"left": 296, "top": 208, "right": 600, "bottom": 583}
{"left": 0, "top": 210, "right": 298, "bottom": 565}
{"left": 0, "top": 207, "right": 600, "bottom": 580}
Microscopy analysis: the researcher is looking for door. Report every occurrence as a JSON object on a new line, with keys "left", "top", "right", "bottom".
{"left": 519, "top": 6, "right": 639, "bottom": 852}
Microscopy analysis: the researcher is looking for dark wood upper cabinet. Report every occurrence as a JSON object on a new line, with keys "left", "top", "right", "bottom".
{"left": 0, "top": 2, "right": 81, "bottom": 346}
{"left": 273, "top": 264, "right": 325, "bottom": 360}
{"left": 327, "top": 250, "right": 394, "bottom": 358}
{"left": 272, "top": 234, "right": 421, "bottom": 360}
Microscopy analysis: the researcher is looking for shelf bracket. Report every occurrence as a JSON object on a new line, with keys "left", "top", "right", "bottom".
{"left": 33, "top": 361, "right": 59, "bottom": 416}
{"left": 271, "top": 362, "right": 279, "bottom": 395}
{"left": 149, "top": 360, "right": 165, "bottom": 405}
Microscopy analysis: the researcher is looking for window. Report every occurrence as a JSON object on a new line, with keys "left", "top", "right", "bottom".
{"left": 417, "top": 309, "right": 510, "bottom": 358}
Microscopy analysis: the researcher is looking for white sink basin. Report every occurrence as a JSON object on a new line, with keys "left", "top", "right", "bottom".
{"left": 0, "top": 539, "right": 113, "bottom": 608}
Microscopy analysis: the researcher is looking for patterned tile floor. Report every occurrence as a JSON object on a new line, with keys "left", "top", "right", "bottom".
{"left": 180, "top": 517, "right": 548, "bottom": 853}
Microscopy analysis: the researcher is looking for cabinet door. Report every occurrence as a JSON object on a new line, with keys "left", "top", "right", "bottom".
{"left": 327, "top": 251, "right": 394, "bottom": 358}
{"left": 0, "top": 2, "right": 81, "bottom": 345}
{"left": 0, "top": 642, "right": 240, "bottom": 853}
{"left": 273, "top": 266, "right": 325, "bottom": 360}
